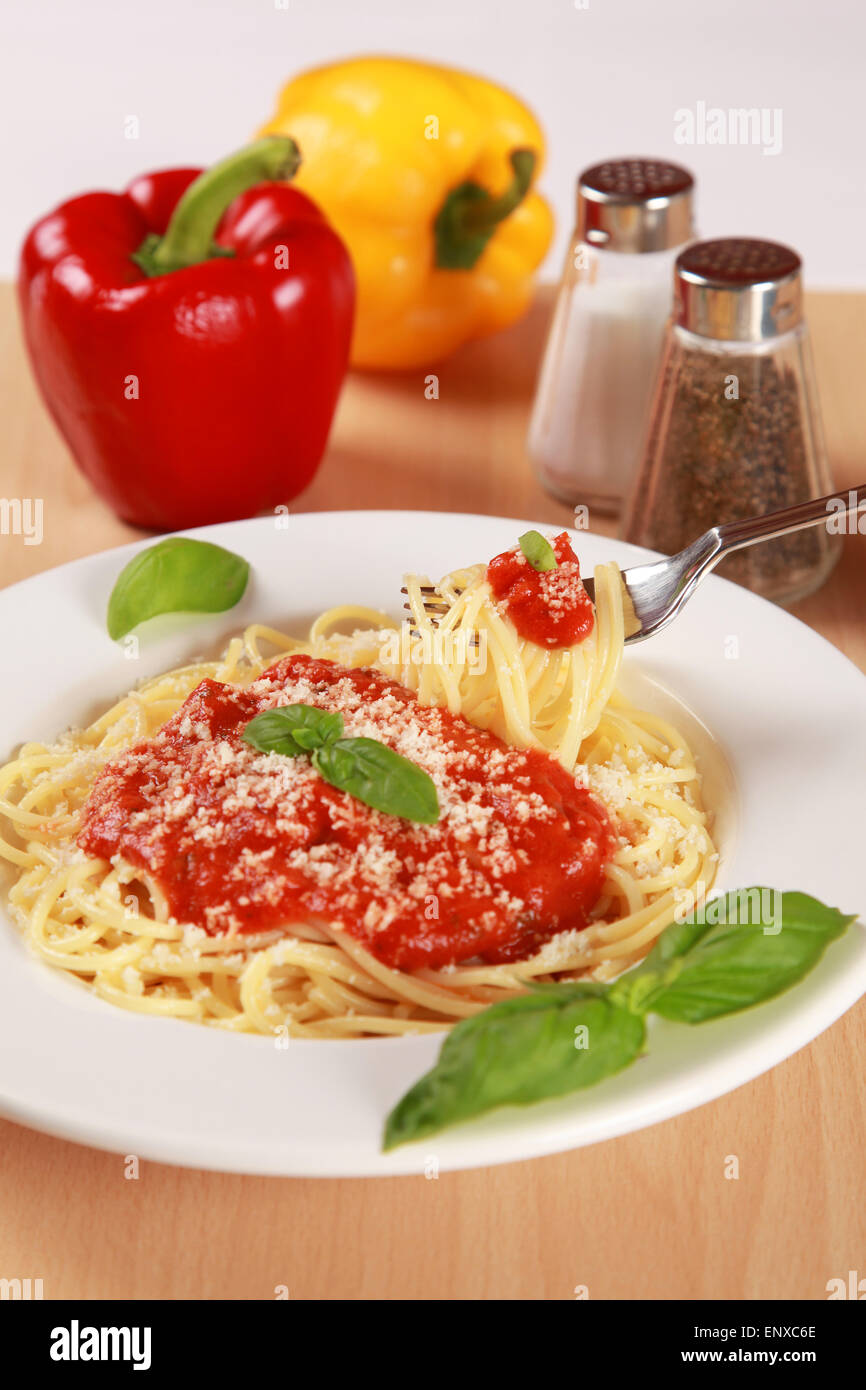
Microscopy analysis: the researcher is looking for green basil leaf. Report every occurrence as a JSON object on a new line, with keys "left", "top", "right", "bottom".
{"left": 242, "top": 705, "right": 343, "bottom": 758}
{"left": 312, "top": 737, "right": 439, "bottom": 824}
{"left": 384, "top": 987, "right": 644, "bottom": 1150}
{"left": 107, "top": 538, "right": 249, "bottom": 640}
{"left": 384, "top": 889, "right": 858, "bottom": 1150}
{"left": 625, "top": 890, "right": 857, "bottom": 1024}
{"left": 518, "top": 529, "right": 558, "bottom": 572}
{"left": 605, "top": 915, "right": 710, "bottom": 1015}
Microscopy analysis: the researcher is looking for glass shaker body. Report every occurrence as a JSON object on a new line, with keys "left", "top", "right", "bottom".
{"left": 624, "top": 318, "right": 840, "bottom": 605}
{"left": 527, "top": 158, "right": 696, "bottom": 517}
{"left": 528, "top": 240, "right": 685, "bottom": 514}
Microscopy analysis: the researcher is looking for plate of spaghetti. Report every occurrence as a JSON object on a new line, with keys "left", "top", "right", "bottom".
{"left": 0, "top": 510, "right": 863, "bottom": 1174}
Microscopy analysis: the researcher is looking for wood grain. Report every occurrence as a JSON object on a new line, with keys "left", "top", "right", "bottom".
{"left": 0, "top": 281, "right": 864, "bottom": 1300}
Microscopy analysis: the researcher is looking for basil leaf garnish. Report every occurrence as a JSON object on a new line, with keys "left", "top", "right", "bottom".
{"left": 518, "top": 529, "right": 558, "bottom": 572}
{"left": 383, "top": 890, "right": 857, "bottom": 1149}
{"left": 241, "top": 705, "right": 439, "bottom": 824}
{"left": 618, "top": 890, "right": 856, "bottom": 1024}
{"left": 384, "top": 987, "right": 644, "bottom": 1150}
{"left": 313, "top": 737, "right": 439, "bottom": 825}
{"left": 242, "top": 705, "right": 344, "bottom": 757}
{"left": 107, "top": 537, "right": 249, "bottom": 640}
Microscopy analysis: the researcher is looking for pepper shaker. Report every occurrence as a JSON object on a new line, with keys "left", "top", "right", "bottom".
{"left": 528, "top": 158, "right": 696, "bottom": 514}
{"left": 623, "top": 238, "right": 840, "bottom": 605}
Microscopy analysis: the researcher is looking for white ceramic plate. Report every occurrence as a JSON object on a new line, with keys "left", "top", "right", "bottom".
{"left": 0, "top": 511, "right": 864, "bottom": 1176}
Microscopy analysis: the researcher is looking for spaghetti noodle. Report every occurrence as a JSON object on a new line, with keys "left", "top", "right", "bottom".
{"left": 0, "top": 541, "right": 718, "bottom": 1037}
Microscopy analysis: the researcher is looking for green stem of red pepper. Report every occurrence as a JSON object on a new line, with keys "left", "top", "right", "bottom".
{"left": 433, "top": 148, "right": 536, "bottom": 271}
{"left": 132, "top": 137, "right": 302, "bottom": 278}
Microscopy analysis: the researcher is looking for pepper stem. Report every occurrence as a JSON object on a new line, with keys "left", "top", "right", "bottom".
{"left": 433, "top": 148, "right": 537, "bottom": 271}
{"left": 132, "top": 137, "right": 301, "bottom": 278}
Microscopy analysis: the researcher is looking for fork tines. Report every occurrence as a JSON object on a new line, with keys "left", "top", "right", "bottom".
{"left": 400, "top": 584, "right": 456, "bottom": 622}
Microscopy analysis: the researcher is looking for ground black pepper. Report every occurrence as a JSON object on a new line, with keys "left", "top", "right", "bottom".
{"left": 626, "top": 336, "right": 839, "bottom": 602}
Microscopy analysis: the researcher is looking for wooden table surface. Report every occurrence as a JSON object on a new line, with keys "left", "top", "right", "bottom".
{"left": 1, "top": 281, "right": 864, "bottom": 1301}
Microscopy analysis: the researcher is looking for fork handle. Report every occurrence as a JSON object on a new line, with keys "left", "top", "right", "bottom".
{"left": 715, "top": 484, "right": 866, "bottom": 554}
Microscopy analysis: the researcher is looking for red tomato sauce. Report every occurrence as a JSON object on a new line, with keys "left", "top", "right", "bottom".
{"left": 78, "top": 654, "right": 613, "bottom": 971}
{"left": 486, "top": 532, "right": 595, "bottom": 648}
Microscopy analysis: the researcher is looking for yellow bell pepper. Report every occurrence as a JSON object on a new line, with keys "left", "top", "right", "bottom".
{"left": 257, "top": 56, "right": 554, "bottom": 369}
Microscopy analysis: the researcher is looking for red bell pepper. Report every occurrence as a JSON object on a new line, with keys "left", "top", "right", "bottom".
{"left": 18, "top": 138, "right": 355, "bottom": 530}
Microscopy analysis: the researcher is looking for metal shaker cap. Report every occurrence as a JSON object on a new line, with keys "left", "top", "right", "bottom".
{"left": 674, "top": 238, "right": 803, "bottom": 342}
{"left": 576, "top": 158, "right": 695, "bottom": 254}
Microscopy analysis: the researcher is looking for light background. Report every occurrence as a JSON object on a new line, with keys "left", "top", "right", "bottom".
{"left": 0, "top": 0, "right": 863, "bottom": 284}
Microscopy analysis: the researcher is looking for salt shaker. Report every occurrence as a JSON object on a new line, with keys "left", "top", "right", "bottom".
{"left": 623, "top": 238, "right": 840, "bottom": 605}
{"left": 528, "top": 158, "right": 696, "bottom": 514}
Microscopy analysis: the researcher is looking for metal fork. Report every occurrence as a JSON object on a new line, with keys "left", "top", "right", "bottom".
{"left": 404, "top": 485, "right": 865, "bottom": 645}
